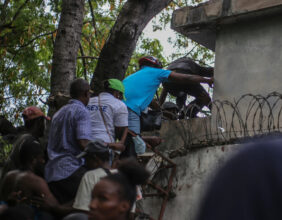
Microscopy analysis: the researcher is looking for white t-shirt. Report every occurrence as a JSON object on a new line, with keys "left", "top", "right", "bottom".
{"left": 73, "top": 168, "right": 117, "bottom": 211}
{"left": 87, "top": 92, "right": 128, "bottom": 143}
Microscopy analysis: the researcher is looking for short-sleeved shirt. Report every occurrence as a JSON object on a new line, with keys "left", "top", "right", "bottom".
{"left": 73, "top": 168, "right": 117, "bottom": 211}
{"left": 87, "top": 92, "right": 128, "bottom": 143}
{"left": 45, "top": 99, "right": 92, "bottom": 183}
{"left": 123, "top": 66, "right": 171, "bottom": 115}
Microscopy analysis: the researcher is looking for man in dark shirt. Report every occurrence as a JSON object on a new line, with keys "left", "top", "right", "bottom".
{"left": 160, "top": 57, "right": 214, "bottom": 118}
{"left": 1, "top": 106, "right": 50, "bottom": 178}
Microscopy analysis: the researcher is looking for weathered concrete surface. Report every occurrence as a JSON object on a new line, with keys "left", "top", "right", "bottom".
{"left": 143, "top": 117, "right": 212, "bottom": 150}
{"left": 143, "top": 143, "right": 241, "bottom": 220}
{"left": 211, "top": 13, "right": 282, "bottom": 134}
{"left": 171, "top": 0, "right": 282, "bottom": 50}
{"left": 214, "top": 14, "right": 282, "bottom": 100}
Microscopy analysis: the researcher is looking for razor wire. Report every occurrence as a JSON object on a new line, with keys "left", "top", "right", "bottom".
{"left": 177, "top": 92, "right": 282, "bottom": 148}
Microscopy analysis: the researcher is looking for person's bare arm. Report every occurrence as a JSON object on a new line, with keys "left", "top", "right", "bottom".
{"left": 168, "top": 71, "right": 213, "bottom": 87}
{"left": 30, "top": 174, "right": 59, "bottom": 207}
{"left": 159, "top": 87, "right": 168, "bottom": 106}
{"left": 29, "top": 175, "right": 77, "bottom": 216}
{"left": 115, "top": 127, "right": 128, "bottom": 143}
{"left": 108, "top": 142, "right": 125, "bottom": 152}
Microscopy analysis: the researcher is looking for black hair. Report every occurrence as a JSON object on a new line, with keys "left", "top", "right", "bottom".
{"left": 24, "top": 116, "right": 44, "bottom": 129}
{"left": 103, "top": 80, "right": 116, "bottom": 94}
{"left": 87, "top": 151, "right": 110, "bottom": 163}
{"left": 70, "top": 78, "right": 90, "bottom": 99}
{"left": 103, "top": 158, "right": 150, "bottom": 208}
{"left": 196, "top": 137, "right": 282, "bottom": 220}
{"left": 19, "top": 139, "right": 43, "bottom": 169}
{"left": 140, "top": 60, "right": 158, "bottom": 68}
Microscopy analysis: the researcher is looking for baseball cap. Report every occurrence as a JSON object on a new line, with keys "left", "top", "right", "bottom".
{"left": 76, "top": 140, "right": 109, "bottom": 159}
{"left": 108, "top": 79, "right": 126, "bottom": 100}
{"left": 22, "top": 106, "right": 50, "bottom": 121}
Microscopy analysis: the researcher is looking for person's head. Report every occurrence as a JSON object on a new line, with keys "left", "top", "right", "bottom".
{"left": 138, "top": 56, "right": 163, "bottom": 69}
{"left": 70, "top": 78, "right": 91, "bottom": 106}
{"left": 0, "top": 170, "right": 20, "bottom": 202}
{"left": 77, "top": 140, "right": 110, "bottom": 169}
{"left": 89, "top": 158, "right": 150, "bottom": 220}
{"left": 22, "top": 106, "right": 50, "bottom": 137}
{"left": 196, "top": 137, "right": 282, "bottom": 220}
{"left": 103, "top": 79, "right": 125, "bottom": 101}
{"left": 19, "top": 139, "right": 45, "bottom": 177}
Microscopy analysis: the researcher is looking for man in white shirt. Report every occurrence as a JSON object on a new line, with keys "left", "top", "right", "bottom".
{"left": 73, "top": 140, "right": 117, "bottom": 211}
{"left": 87, "top": 79, "right": 128, "bottom": 154}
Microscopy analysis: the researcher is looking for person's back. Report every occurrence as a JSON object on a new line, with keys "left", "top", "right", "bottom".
{"left": 87, "top": 92, "right": 128, "bottom": 143}
{"left": 45, "top": 101, "right": 89, "bottom": 182}
{"left": 45, "top": 78, "right": 92, "bottom": 204}
{"left": 73, "top": 168, "right": 117, "bottom": 211}
{"left": 73, "top": 140, "right": 115, "bottom": 212}
{"left": 123, "top": 66, "right": 171, "bottom": 116}
{"left": 2, "top": 134, "right": 35, "bottom": 178}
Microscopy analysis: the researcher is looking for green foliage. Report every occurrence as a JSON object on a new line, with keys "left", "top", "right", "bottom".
{"left": 0, "top": 0, "right": 55, "bottom": 124}
{"left": 1, "top": 0, "right": 214, "bottom": 125}
{"left": 0, "top": 136, "right": 13, "bottom": 165}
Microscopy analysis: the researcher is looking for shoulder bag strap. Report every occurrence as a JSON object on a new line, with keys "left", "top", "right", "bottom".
{"left": 98, "top": 95, "right": 114, "bottom": 143}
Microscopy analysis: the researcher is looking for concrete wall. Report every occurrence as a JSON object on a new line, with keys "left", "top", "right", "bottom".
{"left": 142, "top": 119, "right": 243, "bottom": 220}
{"left": 142, "top": 143, "right": 241, "bottom": 220}
{"left": 214, "top": 14, "right": 282, "bottom": 101}
{"left": 211, "top": 14, "right": 282, "bottom": 133}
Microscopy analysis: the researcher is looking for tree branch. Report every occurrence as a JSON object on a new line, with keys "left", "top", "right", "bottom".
{"left": 0, "top": 0, "right": 30, "bottom": 31}
{"left": 79, "top": 43, "right": 88, "bottom": 80}
{"left": 0, "top": 0, "right": 11, "bottom": 23}
{"left": 87, "top": 0, "right": 99, "bottom": 39}
{"left": 20, "top": 30, "right": 56, "bottom": 48}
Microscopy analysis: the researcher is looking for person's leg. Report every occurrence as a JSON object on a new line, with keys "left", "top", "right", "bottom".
{"left": 184, "top": 84, "right": 211, "bottom": 118}
{"left": 176, "top": 92, "right": 187, "bottom": 110}
{"left": 127, "top": 108, "right": 141, "bottom": 134}
{"left": 48, "top": 166, "right": 87, "bottom": 204}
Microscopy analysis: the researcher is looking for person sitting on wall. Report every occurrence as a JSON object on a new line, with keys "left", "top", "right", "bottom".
{"left": 45, "top": 78, "right": 92, "bottom": 204}
{"left": 87, "top": 79, "right": 127, "bottom": 164}
{"left": 1, "top": 106, "right": 50, "bottom": 179}
{"left": 160, "top": 57, "right": 214, "bottom": 118}
{"left": 123, "top": 56, "right": 213, "bottom": 136}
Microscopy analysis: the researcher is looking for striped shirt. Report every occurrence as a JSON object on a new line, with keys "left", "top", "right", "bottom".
{"left": 45, "top": 99, "right": 92, "bottom": 182}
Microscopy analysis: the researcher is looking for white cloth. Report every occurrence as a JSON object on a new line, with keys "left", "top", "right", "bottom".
{"left": 87, "top": 92, "right": 128, "bottom": 143}
{"left": 73, "top": 168, "right": 117, "bottom": 211}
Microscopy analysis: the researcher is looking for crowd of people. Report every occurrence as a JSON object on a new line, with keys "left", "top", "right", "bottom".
{"left": 0, "top": 56, "right": 214, "bottom": 220}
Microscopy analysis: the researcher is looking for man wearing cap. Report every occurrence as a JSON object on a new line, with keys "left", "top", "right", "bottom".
{"left": 1, "top": 106, "right": 50, "bottom": 178}
{"left": 87, "top": 79, "right": 128, "bottom": 162}
{"left": 45, "top": 78, "right": 92, "bottom": 204}
{"left": 72, "top": 140, "right": 116, "bottom": 212}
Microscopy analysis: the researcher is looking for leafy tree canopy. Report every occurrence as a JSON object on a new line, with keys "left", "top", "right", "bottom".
{"left": 0, "top": 0, "right": 214, "bottom": 124}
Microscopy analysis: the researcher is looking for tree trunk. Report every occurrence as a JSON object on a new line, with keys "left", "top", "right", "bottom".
{"left": 91, "top": 0, "right": 172, "bottom": 93}
{"left": 49, "top": 0, "right": 85, "bottom": 115}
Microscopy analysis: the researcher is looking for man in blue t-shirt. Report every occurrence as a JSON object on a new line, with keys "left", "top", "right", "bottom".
{"left": 123, "top": 56, "right": 213, "bottom": 134}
